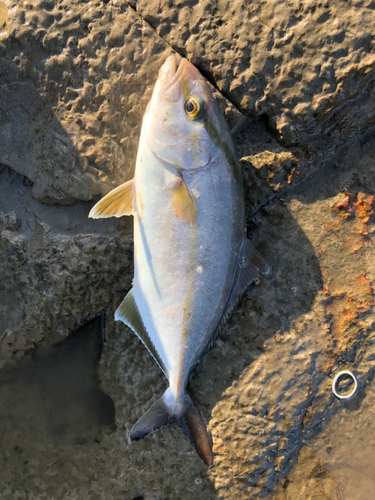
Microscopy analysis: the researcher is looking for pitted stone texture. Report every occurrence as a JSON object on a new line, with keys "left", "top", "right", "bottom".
{"left": 270, "top": 338, "right": 375, "bottom": 500}
{"left": 131, "top": 0, "right": 375, "bottom": 157}
{"left": 0, "top": 0, "right": 172, "bottom": 204}
{"left": 0, "top": 0, "right": 242, "bottom": 205}
{"left": 0, "top": 166, "right": 133, "bottom": 369}
{"left": 2, "top": 113, "right": 375, "bottom": 500}
{"left": 201, "top": 136, "right": 375, "bottom": 499}
{"left": 234, "top": 120, "right": 307, "bottom": 213}
{"left": 1, "top": 0, "right": 375, "bottom": 499}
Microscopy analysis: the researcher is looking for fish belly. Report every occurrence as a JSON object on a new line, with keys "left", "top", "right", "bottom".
{"left": 132, "top": 141, "right": 243, "bottom": 398}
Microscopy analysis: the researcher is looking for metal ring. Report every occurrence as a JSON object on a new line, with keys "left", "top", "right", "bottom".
{"left": 332, "top": 370, "right": 358, "bottom": 400}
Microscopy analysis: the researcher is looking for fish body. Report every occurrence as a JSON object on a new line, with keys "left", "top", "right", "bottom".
{"left": 89, "top": 56, "right": 268, "bottom": 465}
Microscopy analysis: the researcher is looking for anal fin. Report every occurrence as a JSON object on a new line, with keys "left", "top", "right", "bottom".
{"left": 89, "top": 179, "right": 135, "bottom": 219}
{"left": 115, "top": 289, "right": 166, "bottom": 375}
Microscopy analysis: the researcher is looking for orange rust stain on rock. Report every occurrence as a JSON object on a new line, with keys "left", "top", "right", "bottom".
{"left": 335, "top": 191, "right": 374, "bottom": 240}
{"left": 318, "top": 192, "right": 375, "bottom": 354}
{"left": 323, "top": 357, "right": 336, "bottom": 373}
{"left": 351, "top": 274, "right": 373, "bottom": 302}
{"left": 325, "top": 276, "right": 374, "bottom": 351}
{"left": 354, "top": 193, "right": 374, "bottom": 221}
{"left": 323, "top": 218, "right": 341, "bottom": 232}
{"left": 335, "top": 193, "right": 356, "bottom": 214}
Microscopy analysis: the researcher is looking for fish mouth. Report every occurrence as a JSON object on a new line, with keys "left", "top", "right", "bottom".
{"left": 157, "top": 55, "right": 202, "bottom": 102}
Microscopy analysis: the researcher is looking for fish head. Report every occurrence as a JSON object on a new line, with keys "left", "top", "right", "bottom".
{"left": 144, "top": 55, "right": 231, "bottom": 172}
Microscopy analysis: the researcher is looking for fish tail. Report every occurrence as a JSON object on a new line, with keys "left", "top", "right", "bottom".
{"left": 179, "top": 392, "right": 214, "bottom": 466}
{"left": 129, "top": 388, "right": 213, "bottom": 466}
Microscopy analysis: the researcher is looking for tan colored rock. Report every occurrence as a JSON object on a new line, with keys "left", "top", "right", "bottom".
{"left": 243, "top": 150, "right": 300, "bottom": 193}
{"left": 0, "top": 0, "right": 375, "bottom": 499}
{"left": 132, "top": 0, "right": 375, "bottom": 179}
{"left": 0, "top": 0, "right": 172, "bottom": 203}
{"left": 0, "top": 0, "right": 242, "bottom": 205}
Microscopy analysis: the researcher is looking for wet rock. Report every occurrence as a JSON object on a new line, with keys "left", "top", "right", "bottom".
{"left": 0, "top": 211, "right": 18, "bottom": 231}
{"left": 0, "top": 0, "right": 375, "bottom": 499}
{"left": 0, "top": 0, "right": 241, "bottom": 206}
{"left": 0, "top": 316, "right": 115, "bottom": 444}
{"left": 0, "top": 166, "right": 133, "bottom": 369}
{"left": 234, "top": 120, "right": 308, "bottom": 214}
{"left": 131, "top": 0, "right": 375, "bottom": 181}
{"left": 0, "top": 0, "right": 168, "bottom": 203}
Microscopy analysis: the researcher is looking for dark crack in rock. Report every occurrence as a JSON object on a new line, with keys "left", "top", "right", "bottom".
{"left": 1, "top": 0, "right": 375, "bottom": 498}
{"left": 129, "top": 0, "right": 375, "bottom": 184}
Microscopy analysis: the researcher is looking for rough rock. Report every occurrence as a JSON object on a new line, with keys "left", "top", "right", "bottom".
{"left": 0, "top": 0, "right": 241, "bottom": 205}
{"left": 3, "top": 133, "right": 375, "bottom": 499}
{"left": 0, "top": 0, "right": 172, "bottom": 203}
{"left": 130, "top": 0, "right": 375, "bottom": 186}
{"left": 1, "top": 0, "right": 375, "bottom": 498}
{"left": 0, "top": 164, "right": 133, "bottom": 369}
{"left": 131, "top": 0, "right": 375, "bottom": 136}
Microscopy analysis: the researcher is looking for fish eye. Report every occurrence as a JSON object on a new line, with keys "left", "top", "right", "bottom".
{"left": 184, "top": 95, "right": 204, "bottom": 120}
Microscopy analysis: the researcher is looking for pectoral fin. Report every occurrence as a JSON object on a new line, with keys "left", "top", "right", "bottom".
{"left": 231, "top": 238, "right": 269, "bottom": 296}
{"left": 169, "top": 177, "right": 197, "bottom": 228}
{"left": 89, "top": 179, "right": 135, "bottom": 219}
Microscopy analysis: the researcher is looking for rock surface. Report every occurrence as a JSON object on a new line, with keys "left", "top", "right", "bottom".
{"left": 1, "top": 0, "right": 375, "bottom": 498}
{"left": 0, "top": 164, "right": 133, "bottom": 369}
{"left": 130, "top": 0, "right": 375, "bottom": 177}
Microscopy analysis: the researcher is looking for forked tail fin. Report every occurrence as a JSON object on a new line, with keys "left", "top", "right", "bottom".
{"left": 129, "top": 388, "right": 213, "bottom": 466}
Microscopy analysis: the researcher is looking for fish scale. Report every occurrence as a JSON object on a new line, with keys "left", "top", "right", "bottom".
{"left": 89, "top": 55, "right": 268, "bottom": 465}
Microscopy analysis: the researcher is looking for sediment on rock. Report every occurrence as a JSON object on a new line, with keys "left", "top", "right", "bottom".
{"left": 1, "top": 0, "right": 375, "bottom": 498}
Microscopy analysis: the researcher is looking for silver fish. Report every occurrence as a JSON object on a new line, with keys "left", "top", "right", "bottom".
{"left": 89, "top": 55, "right": 268, "bottom": 465}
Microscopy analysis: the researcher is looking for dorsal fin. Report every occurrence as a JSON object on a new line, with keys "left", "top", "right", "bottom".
{"left": 229, "top": 238, "right": 269, "bottom": 306}
{"left": 89, "top": 179, "right": 135, "bottom": 219}
{"left": 195, "top": 239, "right": 269, "bottom": 365}
{"left": 115, "top": 290, "right": 166, "bottom": 375}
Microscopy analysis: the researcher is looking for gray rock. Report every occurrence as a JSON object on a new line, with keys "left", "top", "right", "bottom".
{"left": 0, "top": 165, "right": 133, "bottom": 369}
{"left": 1, "top": 0, "right": 375, "bottom": 498}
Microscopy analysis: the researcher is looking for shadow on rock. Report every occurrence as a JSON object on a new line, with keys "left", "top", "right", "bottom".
{"left": 0, "top": 164, "right": 133, "bottom": 366}
{"left": 258, "top": 127, "right": 375, "bottom": 499}
{"left": 0, "top": 0, "right": 174, "bottom": 205}
{"left": 104, "top": 119, "right": 323, "bottom": 499}
{"left": 188, "top": 186, "right": 323, "bottom": 497}
{"left": 0, "top": 316, "right": 115, "bottom": 447}
{"left": 3, "top": 2, "right": 375, "bottom": 497}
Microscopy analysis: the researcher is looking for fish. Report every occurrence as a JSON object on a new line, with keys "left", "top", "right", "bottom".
{"left": 89, "top": 55, "right": 268, "bottom": 466}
